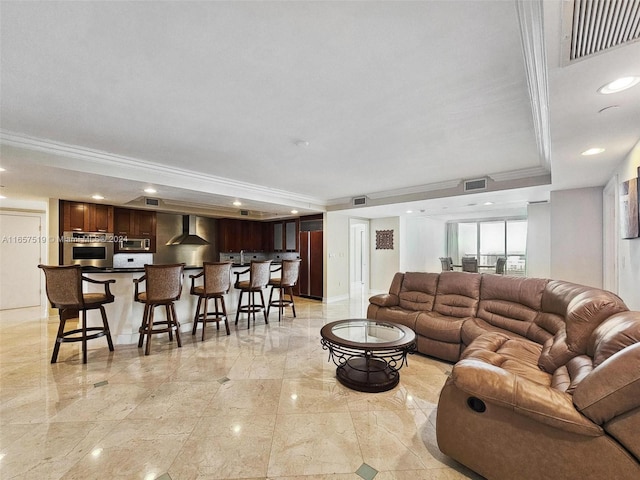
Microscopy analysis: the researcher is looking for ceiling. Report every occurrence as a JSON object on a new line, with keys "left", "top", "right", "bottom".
{"left": 1, "top": 1, "right": 639, "bottom": 221}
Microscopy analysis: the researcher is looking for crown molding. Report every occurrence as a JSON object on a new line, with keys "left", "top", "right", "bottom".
{"left": 516, "top": 0, "right": 551, "bottom": 171}
{"left": 488, "top": 166, "right": 550, "bottom": 182}
{"left": 0, "top": 130, "right": 326, "bottom": 209}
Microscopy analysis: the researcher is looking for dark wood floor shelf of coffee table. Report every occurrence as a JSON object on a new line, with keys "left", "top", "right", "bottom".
{"left": 320, "top": 319, "right": 416, "bottom": 393}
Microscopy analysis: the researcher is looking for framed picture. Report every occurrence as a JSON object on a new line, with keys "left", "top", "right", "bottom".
{"left": 620, "top": 177, "right": 639, "bottom": 239}
{"left": 376, "top": 230, "right": 394, "bottom": 250}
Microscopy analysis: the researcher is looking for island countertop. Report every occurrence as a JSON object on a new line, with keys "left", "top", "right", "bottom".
{"left": 78, "top": 263, "right": 276, "bottom": 344}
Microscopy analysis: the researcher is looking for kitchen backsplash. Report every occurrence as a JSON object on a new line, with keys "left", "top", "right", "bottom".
{"left": 220, "top": 251, "right": 300, "bottom": 264}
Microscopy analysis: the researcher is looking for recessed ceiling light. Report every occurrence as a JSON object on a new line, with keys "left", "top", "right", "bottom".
{"left": 294, "top": 139, "right": 310, "bottom": 147}
{"left": 0, "top": 167, "right": 5, "bottom": 172}
{"left": 598, "top": 76, "right": 640, "bottom": 94}
{"left": 581, "top": 147, "right": 605, "bottom": 156}
{"left": 0, "top": 195, "right": 6, "bottom": 199}
{"left": 233, "top": 201, "right": 242, "bottom": 206}
{"left": 92, "top": 194, "right": 104, "bottom": 200}
{"left": 291, "top": 210, "right": 298, "bottom": 214}
{"left": 406, "top": 210, "right": 413, "bottom": 214}
{"left": 144, "top": 187, "right": 157, "bottom": 194}
{"left": 483, "top": 202, "right": 494, "bottom": 206}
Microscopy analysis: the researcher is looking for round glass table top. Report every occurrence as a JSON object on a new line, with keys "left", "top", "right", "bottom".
{"left": 328, "top": 319, "right": 412, "bottom": 345}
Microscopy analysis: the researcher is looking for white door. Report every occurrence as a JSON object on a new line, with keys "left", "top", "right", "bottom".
{"left": 0, "top": 213, "right": 42, "bottom": 310}
{"left": 350, "top": 221, "right": 369, "bottom": 296}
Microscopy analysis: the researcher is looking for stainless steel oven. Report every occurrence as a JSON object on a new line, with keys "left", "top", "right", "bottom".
{"left": 62, "top": 232, "right": 114, "bottom": 268}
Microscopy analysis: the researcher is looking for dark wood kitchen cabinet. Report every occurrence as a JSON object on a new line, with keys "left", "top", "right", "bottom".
{"left": 60, "top": 201, "right": 113, "bottom": 233}
{"left": 113, "top": 207, "right": 157, "bottom": 253}
{"left": 218, "top": 219, "right": 266, "bottom": 252}
{"left": 299, "top": 229, "right": 323, "bottom": 299}
{"left": 272, "top": 219, "right": 299, "bottom": 252}
{"left": 218, "top": 218, "right": 243, "bottom": 252}
{"left": 113, "top": 208, "right": 132, "bottom": 235}
{"left": 113, "top": 208, "right": 156, "bottom": 237}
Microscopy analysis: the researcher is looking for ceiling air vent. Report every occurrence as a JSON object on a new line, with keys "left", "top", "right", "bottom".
{"left": 145, "top": 198, "right": 159, "bottom": 207}
{"left": 566, "top": 0, "right": 640, "bottom": 62}
{"left": 352, "top": 196, "right": 368, "bottom": 206}
{"left": 240, "top": 210, "right": 249, "bottom": 216}
{"left": 463, "top": 178, "right": 487, "bottom": 192}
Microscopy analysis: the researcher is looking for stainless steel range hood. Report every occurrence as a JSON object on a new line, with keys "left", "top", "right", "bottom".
{"left": 166, "top": 215, "right": 210, "bottom": 245}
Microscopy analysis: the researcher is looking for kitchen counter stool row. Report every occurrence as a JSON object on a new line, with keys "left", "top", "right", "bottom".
{"left": 39, "top": 259, "right": 301, "bottom": 362}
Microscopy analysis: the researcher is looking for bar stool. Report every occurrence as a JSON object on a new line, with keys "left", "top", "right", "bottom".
{"left": 234, "top": 260, "right": 272, "bottom": 329}
{"left": 134, "top": 263, "right": 185, "bottom": 355}
{"left": 267, "top": 259, "right": 301, "bottom": 321}
{"left": 190, "top": 262, "right": 232, "bottom": 339}
{"left": 38, "top": 264, "right": 115, "bottom": 364}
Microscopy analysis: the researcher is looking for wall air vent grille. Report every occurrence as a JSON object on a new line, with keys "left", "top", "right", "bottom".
{"left": 145, "top": 198, "right": 159, "bottom": 207}
{"left": 352, "top": 196, "right": 367, "bottom": 206}
{"left": 567, "top": 0, "right": 640, "bottom": 61}
{"left": 463, "top": 178, "right": 487, "bottom": 192}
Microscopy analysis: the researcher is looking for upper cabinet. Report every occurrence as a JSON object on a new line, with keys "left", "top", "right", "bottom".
{"left": 218, "top": 218, "right": 266, "bottom": 252}
{"left": 60, "top": 201, "right": 113, "bottom": 233}
{"left": 113, "top": 208, "right": 156, "bottom": 237}
{"left": 272, "top": 219, "right": 299, "bottom": 252}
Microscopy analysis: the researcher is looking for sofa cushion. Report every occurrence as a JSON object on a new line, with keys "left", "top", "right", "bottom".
{"left": 461, "top": 316, "right": 527, "bottom": 346}
{"left": 477, "top": 275, "right": 547, "bottom": 340}
{"left": 565, "top": 290, "right": 628, "bottom": 354}
{"left": 433, "top": 271, "right": 480, "bottom": 318}
{"left": 538, "top": 329, "right": 576, "bottom": 373}
{"left": 370, "top": 307, "right": 421, "bottom": 331}
{"left": 461, "top": 333, "right": 549, "bottom": 387}
{"left": 550, "top": 355, "right": 593, "bottom": 393}
{"left": 415, "top": 312, "right": 465, "bottom": 343}
{"left": 588, "top": 311, "right": 640, "bottom": 367}
{"left": 369, "top": 293, "right": 399, "bottom": 308}
{"left": 398, "top": 272, "right": 438, "bottom": 311}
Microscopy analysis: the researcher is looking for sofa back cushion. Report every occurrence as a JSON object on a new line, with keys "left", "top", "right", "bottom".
{"left": 433, "top": 271, "right": 481, "bottom": 318}
{"left": 588, "top": 311, "right": 640, "bottom": 367}
{"left": 537, "top": 281, "right": 628, "bottom": 372}
{"left": 398, "top": 272, "right": 439, "bottom": 311}
{"left": 477, "top": 275, "right": 547, "bottom": 339}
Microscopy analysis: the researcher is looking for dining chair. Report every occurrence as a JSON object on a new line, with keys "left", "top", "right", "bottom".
{"left": 134, "top": 263, "right": 185, "bottom": 355}
{"left": 439, "top": 257, "right": 453, "bottom": 271}
{"left": 461, "top": 257, "right": 478, "bottom": 273}
{"left": 190, "top": 262, "right": 232, "bottom": 339}
{"left": 38, "top": 264, "right": 115, "bottom": 363}
{"left": 267, "top": 259, "right": 301, "bottom": 321}
{"left": 234, "top": 260, "right": 272, "bottom": 328}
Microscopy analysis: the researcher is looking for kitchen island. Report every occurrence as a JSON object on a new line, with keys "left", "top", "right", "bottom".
{"left": 80, "top": 264, "right": 256, "bottom": 344}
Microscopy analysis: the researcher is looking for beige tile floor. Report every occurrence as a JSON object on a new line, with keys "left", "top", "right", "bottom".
{"left": 0, "top": 294, "right": 483, "bottom": 480}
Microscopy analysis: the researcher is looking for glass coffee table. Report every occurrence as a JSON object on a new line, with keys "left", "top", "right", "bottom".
{"left": 320, "top": 319, "right": 416, "bottom": 392}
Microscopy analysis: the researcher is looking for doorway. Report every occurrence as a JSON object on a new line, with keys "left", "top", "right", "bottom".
{"left": 0, "top": 212, "right": 44, "bottom": 310}
{"left": 349, "top": 219, "right": 369, "bottom": 298}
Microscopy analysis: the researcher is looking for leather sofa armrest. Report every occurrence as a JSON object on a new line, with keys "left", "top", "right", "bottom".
{"left": 369, "top": 293, "right": 399, "bottom": 308}
{"left": 450, "top": 359, "right": 603, "bottom": 436}
{"left": 573, "top": 343, "right": 640, "bottom": 424}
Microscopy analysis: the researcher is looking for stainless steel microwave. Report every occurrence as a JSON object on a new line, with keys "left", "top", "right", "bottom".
{"left": 119, "top": 238, "right": 151, "bottom": 251}
{"left": 62, "top": 231, "right": 114, "bottom": 268}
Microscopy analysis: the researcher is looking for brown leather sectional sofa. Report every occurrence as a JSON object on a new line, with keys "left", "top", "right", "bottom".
{"left": 367, "top": 271, "right": 640, "bottom": 480}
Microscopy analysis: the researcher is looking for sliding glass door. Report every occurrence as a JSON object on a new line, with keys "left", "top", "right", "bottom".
{"left": 447, "top": 218, "right": 527, "bottom": 275}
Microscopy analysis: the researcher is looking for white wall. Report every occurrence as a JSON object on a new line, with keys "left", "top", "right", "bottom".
{"left": 550, "top": 187, "right": 603, "bottom": 287}
{"left": 526, "top": 202, "right": 550, "bottom": 279}
{"left": 369, "top": 217, "right": 400, "bottom": 293}
{"left": 399, "top": 216, "right": 446, "bottom": 273}
{"left": 615, "top": 139, "right": 640, "bottom": 310}
{"left": 325, "top": 211, "right": 350, "bottom": 301}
